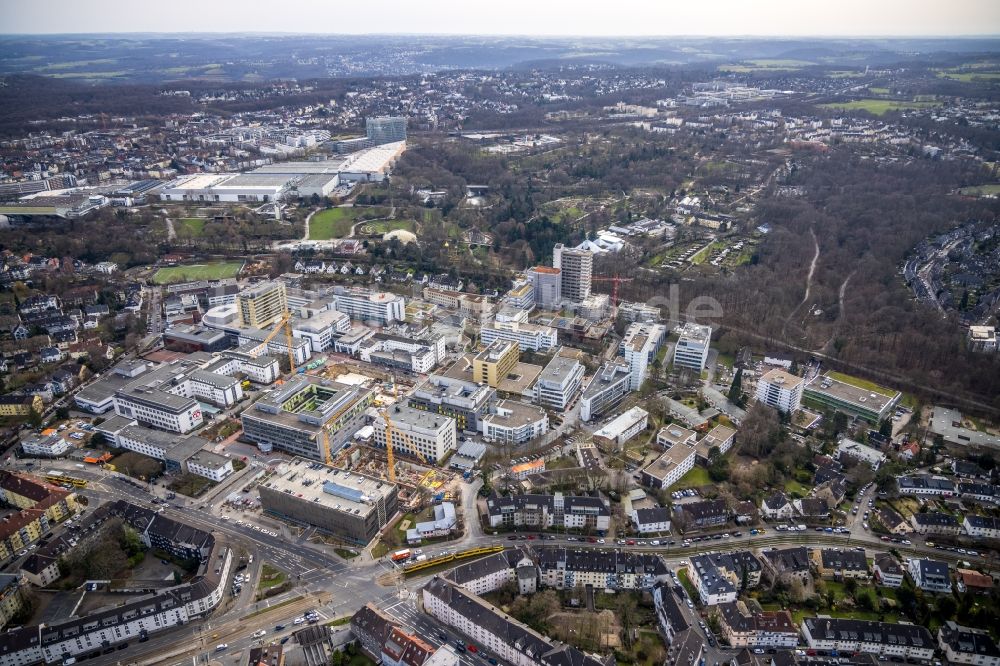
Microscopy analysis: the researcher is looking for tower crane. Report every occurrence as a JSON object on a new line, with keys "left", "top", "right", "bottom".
{"left": 260, "top": 311, "right": 297, "bottom": 374}
{"left": 592, "top": 275, "right": 634, "bottom": 307}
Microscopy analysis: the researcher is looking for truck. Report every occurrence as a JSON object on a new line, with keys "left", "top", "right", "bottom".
{"left": 390, "top": 549, "right": 411, "bottom": 563}
{"left": 415, "top": 554, "right": 428, "bottom": 562}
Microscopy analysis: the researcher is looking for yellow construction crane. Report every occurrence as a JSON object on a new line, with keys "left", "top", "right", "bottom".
{"left": 260, "top": 311, "right": 296, "bottom": 373}
{"left": 380, "top": 407, "right": 429, "bottom": 484}
{"left": 319, "top": 397, "right": 366, "bottom": 466}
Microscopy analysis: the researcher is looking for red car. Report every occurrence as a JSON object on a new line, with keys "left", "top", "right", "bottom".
{"left": 626, "top": 539, "right": 636, "bottom": 546}
{"left": 527, "top": 535, "right": 536, "bottom": 540}
{"left": 467, "top": 645, "right": 478, "bottom": 653}
{"left": 587, "top": 537, "right": 597, "bottom": 543}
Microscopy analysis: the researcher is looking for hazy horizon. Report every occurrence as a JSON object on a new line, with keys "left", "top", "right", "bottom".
{"left": 4, "top": 0, "right": 1000, "bottom": 37}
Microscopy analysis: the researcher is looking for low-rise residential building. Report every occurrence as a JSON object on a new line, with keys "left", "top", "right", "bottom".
{"left": 641, "top": 443, "right": 696, "bottom": 490}
{"left": 536, "top": 547, "right": 670, "bottom": 591}
{"left": 836, "top": 438, "right": 885, "bottom": 469}
{"left": 812, "top": 548, "right": 869, "bottom": 580}
{"left": 695, "top": 424, "right": 736, "bottom": 462}
{"left": 897, "top": 474, "right": 958, "bottom": 497}
{"left": 910, "top": 511, "right": 961, "bottom": 536}
{"left": 688, "top": 551, "right": 761, "bottom": 606}
{"left": 760, "top": 492, "right": 795, "bottom": 521}
{"left": 653, "top": 583, "right": 691, "bottom": 644}
{"left": 675, "top": 499, "right": 729, "bottom": 532}
{"left": 877, "top": 506, "right": 913, "bottom": 535}
{"left": 908, "top": 558, "right": 952, "bottom": 593}
{"left": 760, "top": 547, "right": 811, "bottom": 586}
{"left": 801, "top": 618, "right": 935, "bottom": 660}
{"left": 713, "top": 601, "right": 798, "bottom": 648}
{"left": 484, "top": 492, "right": 610, "bottom": 532}
{"left": 958, "top": 482, "right": 999, "bottom": 505}
{"left": 0, "top": 574, "right": 26, "bottom": 630}
{"left": 632, "top": 507, "right": 671, "bottom": 534}
{"left": 0, "top": 394, "right": 43, "bottom": 418}
{"left": 938, "top": 621, "right": 1000, "bottom": 666}
{"left": 657, "top": 424, "right": 697, "bottom": 449}
{"left": 422, "top": 577, "right": 609, "bottom": 666}
{"left": 873, "top": 553, "right": 905, "bottom": 588}
{"left": 963, "top": 515, "right": 1000, "bottom": 539}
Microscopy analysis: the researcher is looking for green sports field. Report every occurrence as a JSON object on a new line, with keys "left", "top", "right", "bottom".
{"left": 152, "top": 261, "right": 244, "bottom": 284}
{"left": 309, "top": 207, "right": 387, "bottom": 240}
{"left": 817, "top": 99, "right": 941, "bottom": 116}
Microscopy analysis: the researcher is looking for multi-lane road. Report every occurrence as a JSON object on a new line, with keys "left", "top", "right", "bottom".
{"left": 11, "top": 458, "right": 993, "bottom": 666}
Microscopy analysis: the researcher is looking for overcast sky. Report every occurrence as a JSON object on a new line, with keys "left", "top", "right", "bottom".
{"left": 3, "top": 0, "right": 999, "bottom": 36}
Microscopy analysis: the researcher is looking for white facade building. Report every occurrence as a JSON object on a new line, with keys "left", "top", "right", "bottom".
{"left": 480, "top": 320, "right": 558, "bottom": 352}
{"left": 621, "top": 322, "right": 667, "bottom": 391}
{"left": 374, "top": 405, "right": 457, "bottom": 464}
{"left": 533, "top": 351, "right": 585, "bottom": 411}
{"left": 672, "top": 323, "right": 712, "bottom": 372}
{"left": 481, "top": 400, "right": 549, "bottom": 444}
{"left": 755, "top": 369, "right": 804, "bottom": 413}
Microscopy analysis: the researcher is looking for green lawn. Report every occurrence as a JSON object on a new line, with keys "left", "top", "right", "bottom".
{"left": 868, "top": 87, "right": 890, "bottom": 95}
{"left": 959, "top": 184, "right": 1000, "bottom": 196}
{"left": 817, "top": 99, "right": 941, "bottom": 116}
{"left": 178, "top": 218, "right": 206, "bottom": 236}
{"left": 152, "top": 261, "right": 244, "bottom": 284}
{"left": 784, "top": 478, "right": 812, "bottom": 497}
{"left": 677, "top": 568, "right": 699, "bottom": 602}
{"left": 310, "top": 207, "right": 387, "bottom": 240}
{"left": 937, "top": 70, "right": 1000, "bottom": 82}
{"left": 359, "top": 219, "right": 416, "bottom": 235}
{"left": 826, "top": 371, "right": 897, "bottom": 397}
{"left": 258, "top": 563, "right": 287, "bottom": 591}
{"left": 669, "top": 466, "right": 712, "bottom": 490}
{"left": 719, "top": 59, "right": 812, "bottom": 72}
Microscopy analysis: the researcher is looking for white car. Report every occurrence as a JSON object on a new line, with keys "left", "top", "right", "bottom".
{"left": 252, "top": 630, "right": 266, "bottom": 638}
{"left": 293, "top": 617, "right": 305, "bottom": 625}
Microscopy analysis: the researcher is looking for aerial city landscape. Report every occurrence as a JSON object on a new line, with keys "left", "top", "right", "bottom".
{"left": 0, "top": 2, "right": 1000, "bottom": 666}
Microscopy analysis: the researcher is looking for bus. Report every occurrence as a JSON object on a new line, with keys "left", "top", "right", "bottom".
{"left": 45, "top": 471, "right": 88, "bottom": 488}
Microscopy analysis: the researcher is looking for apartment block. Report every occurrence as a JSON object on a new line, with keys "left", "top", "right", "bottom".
{"left": 755, "top": 369, "right": 804, "bottom": 413}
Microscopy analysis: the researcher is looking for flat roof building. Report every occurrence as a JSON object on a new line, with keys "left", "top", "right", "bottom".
{"left": 755, "top": 369, "right": 804, "bottom": 414}
{"left": 804, "top": 373, "right": 900, "bottom": 424}
{"left": 258, "top": 458, "right": 398, "bottom": 545}
{"left": 672, "top": 323, "right": 712, "bottom": 372}
{"left": 241, "top": 377, "right": 374, "bottom": 460}
{"left": 593, "top": 406, "right": 648, "bottom": 449}
{"left": 238, "top": 281, "right": 288, "bottom": 329}
{"left": 533, "top": 350, "right": 585, "bottom": 411}
{"left": 482, "top": 400, "right": 548, "bottom": 445}
{"left": 373, "top": 405, "right": 457, "bottom": 464}
{"left": 552, "top": 243, "right": 592, "bottom": 303}
{"left": 473, "top": 340, "right": 519, "bottom": 388}
{"left": 580, "top": 360, "right": 632, "bottom": 422}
